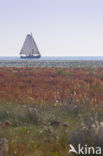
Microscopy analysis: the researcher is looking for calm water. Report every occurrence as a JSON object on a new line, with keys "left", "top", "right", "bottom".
{"left": 0, "top": 56, "right": 103, "bottom": 61}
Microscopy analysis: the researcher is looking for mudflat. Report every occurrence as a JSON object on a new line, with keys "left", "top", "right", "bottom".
{"left": 0, "top": 60, "right": 103, "bottom": 67}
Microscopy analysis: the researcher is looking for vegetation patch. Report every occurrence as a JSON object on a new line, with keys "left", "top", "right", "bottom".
{"left": 0, "top": 67, "right": 103, "bottom": 155}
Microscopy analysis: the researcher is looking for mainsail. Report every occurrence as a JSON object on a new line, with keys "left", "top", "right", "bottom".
{"left": 20, "top": 34, "right": 40, "bottom": 56}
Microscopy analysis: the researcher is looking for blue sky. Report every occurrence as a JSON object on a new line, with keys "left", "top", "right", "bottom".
{"left": 0, "top": 0, "right": 103, "bottom": 56}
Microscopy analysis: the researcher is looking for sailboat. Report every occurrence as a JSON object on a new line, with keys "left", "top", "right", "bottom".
{"left": 20, "top": 33, "right": 41, "bottom": 59}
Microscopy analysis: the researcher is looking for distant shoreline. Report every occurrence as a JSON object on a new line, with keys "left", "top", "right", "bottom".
{"left": 0, "top": 60, "right": 103, "bottom": 68}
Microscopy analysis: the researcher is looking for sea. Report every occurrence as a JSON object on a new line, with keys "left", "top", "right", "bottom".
{"left": 0, "top": 56, "right": 103, "bottom": 61}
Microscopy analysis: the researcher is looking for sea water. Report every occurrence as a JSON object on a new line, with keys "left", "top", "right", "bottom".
{"left": 0, "top": 56, "right": 103, "bottom": 61}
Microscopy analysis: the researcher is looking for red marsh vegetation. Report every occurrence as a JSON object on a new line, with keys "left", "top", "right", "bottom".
{"left": 0, "top": 67, "right": 103, "bottom": 106}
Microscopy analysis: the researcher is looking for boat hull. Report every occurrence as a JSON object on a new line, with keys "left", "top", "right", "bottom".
{"left": 20, "top": 55, "right": 41, "bottom": 59}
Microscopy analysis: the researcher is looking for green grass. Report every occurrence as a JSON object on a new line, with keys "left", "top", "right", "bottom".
{"left": 0, "top": 102, "right": 102, "bottom": 156}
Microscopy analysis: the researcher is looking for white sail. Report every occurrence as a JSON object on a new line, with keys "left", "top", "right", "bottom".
{"left": 20, "top": 34, "right": 40, "bottom": 56}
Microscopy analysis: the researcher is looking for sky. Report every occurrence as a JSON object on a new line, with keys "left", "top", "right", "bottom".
{"left": 0, "top": 0, "right": 103, "bottom": 56}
